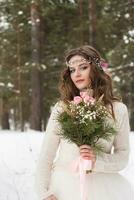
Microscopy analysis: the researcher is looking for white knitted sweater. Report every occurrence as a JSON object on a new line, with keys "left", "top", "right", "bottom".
{"left": 35, "top": 101, "right": 130, "bottom": 200}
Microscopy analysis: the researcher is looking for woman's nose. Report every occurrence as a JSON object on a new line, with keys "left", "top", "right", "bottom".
{"left": 74, "top": 69, "right": 81, "bottom": 77}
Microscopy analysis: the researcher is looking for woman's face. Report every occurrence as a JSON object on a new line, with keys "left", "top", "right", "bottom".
{"left": 68, "top": 55, "right": 91, "bottom": 91}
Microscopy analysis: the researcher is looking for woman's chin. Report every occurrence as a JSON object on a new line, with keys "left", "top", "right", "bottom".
{"left": 76, "top": 85, "right": 88, "bottom": 91}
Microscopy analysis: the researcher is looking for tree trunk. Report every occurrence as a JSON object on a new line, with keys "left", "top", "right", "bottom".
{"left": 30, "top": 1, "right": 42, "bottom": 131}
{"left": 1, "top": 97, "right": 10, "bottom": 129}
{"left": 88, "top": 0, "right": 96, "bottom": 46}
{"left": 0, "top": 40, "right": 10, "bottom": 130}
{"left": 78, "top": 0, "right": 84, "bottom": 44}
{"left": 16, "top": 26, "right": 24, "bottom": 131}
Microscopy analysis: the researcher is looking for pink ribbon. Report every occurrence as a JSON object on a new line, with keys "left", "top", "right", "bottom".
{"left": 70, "top": 157, "right": 92, "bottom": 200}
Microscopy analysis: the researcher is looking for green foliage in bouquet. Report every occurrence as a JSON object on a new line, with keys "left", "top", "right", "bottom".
{"left": 57, "top": 94, "right": 117, "bottom": 155}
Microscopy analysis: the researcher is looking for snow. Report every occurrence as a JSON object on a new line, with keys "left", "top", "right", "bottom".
{"left": 0, "top": 16, "right": 9, "bottom": 29}
{"left": 18, "top": 11, "right": 23, "bottom": 15}
{"left": 0, "top": 130, "right": 43, "bottom": 200}
{"left": 0, "top": 130, "right": 134, "bottom": 200}
{"left": 128, "top": 30, "right": 134, "bottom": 37}
{"left": 113, "top": 76, "right": 120, "bottom": 82}
{"left": 124, "top": 13, "right": 130, "bottom": 19}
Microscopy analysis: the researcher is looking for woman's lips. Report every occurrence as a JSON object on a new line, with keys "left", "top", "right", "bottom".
{"left": 76, "top": 79, "right": 84, "bottom": 84}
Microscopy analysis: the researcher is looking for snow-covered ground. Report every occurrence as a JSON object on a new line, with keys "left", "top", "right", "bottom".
{"left": 0, "top": 130, "right": 43, "bottom": 200}
{"left": 0, "top": 130, "right": 134, "bottom": 200}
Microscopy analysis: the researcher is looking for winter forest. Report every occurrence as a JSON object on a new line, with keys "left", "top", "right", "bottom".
{"left": 0, "top": 0, "right": 134, "bottom": 131}
{"left": 0, "top": 1, "right": 134, "bottom": 200}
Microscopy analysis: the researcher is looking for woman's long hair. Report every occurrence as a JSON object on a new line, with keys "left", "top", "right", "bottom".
{"left": 58, "top": 45, "right": 121, "bottom": 118}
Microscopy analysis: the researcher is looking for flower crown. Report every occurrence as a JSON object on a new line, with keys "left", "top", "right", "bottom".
{"left": 66, "top": 55, "right": 108, "bottom": 71}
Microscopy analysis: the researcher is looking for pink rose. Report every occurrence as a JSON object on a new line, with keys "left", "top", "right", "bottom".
{"left": 80, "top": 91, "right": 89, "bottom": 99}
{"left": 73, "top": 96, "right": 82, "bottom": 104}
{"left": 89, "top": 97, "right": 95, "bottom": 105}
{"left": 83, "top": 95, "right": 90, "bottom": 103}
{"left": 84, "top": 96, "right": 95, "bottom": 104}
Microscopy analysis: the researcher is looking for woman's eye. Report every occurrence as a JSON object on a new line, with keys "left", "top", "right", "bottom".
{"left": 69, "top": 69, "right": 75, "bottom": 73}
{"left": 80, "top": 66, "right": 88, "bottom": 70}
{"left": 69, "top": 66, "right": 88, "bottom": 73}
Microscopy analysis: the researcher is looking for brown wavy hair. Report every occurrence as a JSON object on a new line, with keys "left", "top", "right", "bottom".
{"left": 58, "top": 45, "right": 121, "bottom": 118}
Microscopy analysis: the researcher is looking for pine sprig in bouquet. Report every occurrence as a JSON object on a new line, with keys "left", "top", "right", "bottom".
{"left": 58, "top": 91, "right": 117, "bottom": 155}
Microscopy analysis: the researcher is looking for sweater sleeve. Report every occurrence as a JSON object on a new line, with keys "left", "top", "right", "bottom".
{"left": 93, "top": 103, "right": 130, "bottom": 173}
{"left": 35, "top": 102, "right": 62, "bottom": 200}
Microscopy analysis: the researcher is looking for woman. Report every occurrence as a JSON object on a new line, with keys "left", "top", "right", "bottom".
{"left": 35, "top": 45, "right": 134, "bottom": 200}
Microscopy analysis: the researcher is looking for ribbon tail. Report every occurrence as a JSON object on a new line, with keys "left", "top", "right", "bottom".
{"left": 79, "top": 162, "right": 87, "bottom": 200}
{"left": 79, "top": 158, "right": 92, "bottom": 200}
{"left": 70, "top": 157, "right": 92, "bottom": 200}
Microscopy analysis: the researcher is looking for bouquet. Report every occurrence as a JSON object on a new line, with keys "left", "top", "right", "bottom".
{"left": 58, "top": 91, "right": 117, "bottom": 155}
{"left": 57, "top": 91, "right": 117, "bottom": 200}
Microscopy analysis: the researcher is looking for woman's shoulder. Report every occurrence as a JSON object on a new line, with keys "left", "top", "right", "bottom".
{"left": 112, "top": 101, "right": 128, "bottom": 115}
{"left": 52, "top": 100, "right": 66, "bottom": 113}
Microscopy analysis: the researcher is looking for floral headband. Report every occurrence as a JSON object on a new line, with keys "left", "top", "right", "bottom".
{"left": 66, "top": 55, "right": 108, "bottom": 71}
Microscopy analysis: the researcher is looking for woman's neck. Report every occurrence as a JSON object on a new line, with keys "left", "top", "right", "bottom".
{"left": 80, "top": 87, "right": 93, "bottom": 96}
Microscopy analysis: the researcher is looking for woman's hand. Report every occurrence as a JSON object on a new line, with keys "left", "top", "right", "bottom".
{"left": 45, "top": 194, "right": 58, "bottom": 200}
{"left": 79, "top": 145, "right": 96, "bottom": 168}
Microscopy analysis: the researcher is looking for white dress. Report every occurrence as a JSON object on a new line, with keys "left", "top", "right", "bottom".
{"left": 35, "top": 101, "right": 134, "bottom": 200}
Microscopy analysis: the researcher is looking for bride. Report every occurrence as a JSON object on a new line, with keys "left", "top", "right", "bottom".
{"left": 35, "top": 45, "right": 134, "bottom": 200}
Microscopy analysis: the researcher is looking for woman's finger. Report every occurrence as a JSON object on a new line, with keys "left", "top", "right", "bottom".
{"left": 80, "top": 152, "right": 96, "bottom": 158}
{"left": 81, "top": 149, "right": 96, "bottom": 155}
{"left": 46, "top": 195, "right": 57, "bottom": 200}
{"left": 80, "top": 145, "right": 91, "bottom": 150}
{"left": 80, "top": 152, "right": 91, "bottom": 156}
{"left": 80, "top": 152, "right": 90, "bottom": 156}
{"left": 83, "top": 156, "right": 91, "bottom": 160}
{"left": 51, "top": 195, "right": 58, "bottom": 200}
{"left": 80, "top": 149, "right": 91, "bottom": 153}
{"left": 52, "top": 197, "right": 57, "bottom": 200}
{"left": 81, "top": 154, "right": 95, "bottom": 160}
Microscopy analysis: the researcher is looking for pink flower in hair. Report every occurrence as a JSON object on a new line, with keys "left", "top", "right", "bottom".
{"left": 100, "top": 61, "right": 108, "bottom": 69}
{"left": 73, "top": 96, "right": 82, "bottom": 104}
